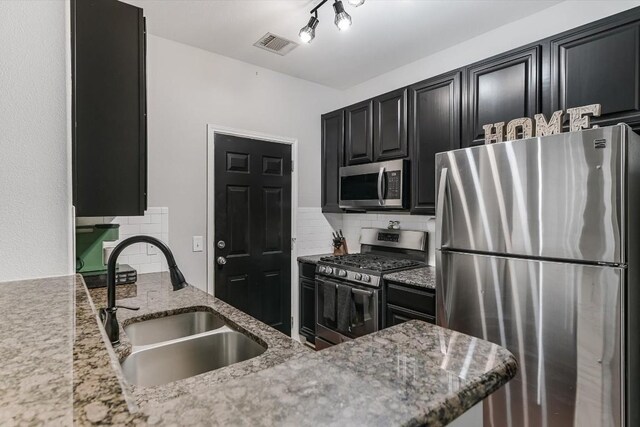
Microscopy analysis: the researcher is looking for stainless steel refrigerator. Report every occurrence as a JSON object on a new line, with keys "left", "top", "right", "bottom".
{"left": 435, "top": 124, "right": 640, "bottom": 427}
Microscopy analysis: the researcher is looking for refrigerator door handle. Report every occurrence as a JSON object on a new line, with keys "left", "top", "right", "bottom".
{"left": 435, "top": 167, "right": 449, "bottom": 250}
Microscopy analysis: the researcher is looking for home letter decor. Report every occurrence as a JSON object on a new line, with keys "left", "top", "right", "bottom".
{"left": 566, "top": 104, "right": 602, "bottom": 132}
{"left": 483, "top": 122, "right": 505, "bottom": 145}
{"left": 534, "top": 111, "right": 563, "bottom": 136}
{"left": 506, "top": 118, "right": 533, "bottom": 141}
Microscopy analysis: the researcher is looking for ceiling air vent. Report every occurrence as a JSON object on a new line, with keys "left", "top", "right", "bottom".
{"left": 253, "top": 33, "right": 298, "bottom": 56}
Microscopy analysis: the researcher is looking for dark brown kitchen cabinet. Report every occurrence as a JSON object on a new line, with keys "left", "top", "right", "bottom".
{"left": 463, "top": 45, "right": 541, "bottom": 147}
{"left": 384, "top": 280, "right": 435, "bottom": 328}
{"left": 550, "top": 20, "right": 640, "bottom": 130}
{"left": 299, "top": 278, "right": 316, "bottom": 344}
{"left": 321, "top": 110, "right": 344, "bottom": 213}
{"left": 409, "top": 72, "right": 461, "bottom": 215}
{"left": 298, "top": 261, "right": 317, "bottom": 345}
{"left": 386, "top": 304, "right": 435, "bottom": 327}
{"left": 344, "top": 100, "right": 374, "bottom": 165}
{"left": 373, "top": 88, "right": 408, "bottom": 161}
{"left": 72, "top": 0, "right": 147, "bottom": 216}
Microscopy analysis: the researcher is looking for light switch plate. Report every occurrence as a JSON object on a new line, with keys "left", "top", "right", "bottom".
{"left": 193, "top": 236, "right": 204, "bottom": 252}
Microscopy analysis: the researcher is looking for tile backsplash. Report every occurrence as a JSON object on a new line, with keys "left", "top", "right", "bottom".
{"left": 296, "top": 208, "right": 435, "bottom": 265}
{"left": 296, "top": 208, "right": 343, "bottom": 256}
{"left": 76, "top": 207, "right": 169, "bottom": 274}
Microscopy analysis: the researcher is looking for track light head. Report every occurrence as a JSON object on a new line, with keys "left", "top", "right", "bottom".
{"left": 333, "top": 1, "right": 352, "bottom": 31}
{"left": 299, "top": 15, "right": 319, "bottom": 44}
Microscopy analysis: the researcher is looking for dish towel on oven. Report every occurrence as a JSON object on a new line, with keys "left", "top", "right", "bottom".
{"left": 337, "top": 284, "right": 353, "bottom": 333}
{"left": 323, "top": 283, "right": 336, "bottom": 322}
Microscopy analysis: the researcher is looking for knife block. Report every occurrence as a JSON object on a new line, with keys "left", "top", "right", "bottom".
{"left": 333, "top": 239, "right": 348, "bottom": 256}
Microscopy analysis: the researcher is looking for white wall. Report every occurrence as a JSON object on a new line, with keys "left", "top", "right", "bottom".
{"left": 146, "top": 35, "right": 343, "bottom": 290}
{"left": 342, "top": 0, "right": 640, "bottom": 104}
{"left": 0, "top": 1, "right": 72, "bottom": 281}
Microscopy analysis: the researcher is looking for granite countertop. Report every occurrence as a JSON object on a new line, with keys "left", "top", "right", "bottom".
{"left": 141, "top": 320, "right": 517, "bottom": 426}
{"left": 2, "top": 271, "right": 517, "bottom": 426}
{"left": 0, "top": 275, "right": 145, "bottom": 425}
{"left": 87, "top": 273, "right": 310, "bottom": 408}
{"left": 297, "top": 253, "right": 332, "bottom": 264}
{"left": 384, "top": 266, "right": 437, "bottom": 290}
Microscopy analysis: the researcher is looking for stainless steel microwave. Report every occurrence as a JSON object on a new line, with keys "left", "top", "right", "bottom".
{"left": 339, "top": 159, "right": 409, "bottom": 209}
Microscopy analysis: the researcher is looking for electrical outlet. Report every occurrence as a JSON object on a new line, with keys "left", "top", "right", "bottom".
{"left": 192, "top": 236, "right": 204, "bottom": 252}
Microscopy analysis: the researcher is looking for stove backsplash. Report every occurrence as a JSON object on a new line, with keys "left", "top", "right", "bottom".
{"left": 296, "top": 208, "right": 435, "bottom": 266}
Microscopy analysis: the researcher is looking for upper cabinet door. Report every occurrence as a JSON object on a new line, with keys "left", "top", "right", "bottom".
{"left": 373, "top": 88, "right": 408, "bottom": 161}
{"left": 344, "top": 100, "right": 374, "bottom": 165}
{"left": 551, "top": 21, "right": 640, "bottom": 130}
{"left": 73, "top": 0, "right": 147, "bottom": 216}
{"left": 409, "top": 71, "right": 461, "bottom": 215}
{"left": 321, "top": 110, "right": 344, "bottom": 213}
{"left": 463, "top": 46, "right": 541, "bottom": 147}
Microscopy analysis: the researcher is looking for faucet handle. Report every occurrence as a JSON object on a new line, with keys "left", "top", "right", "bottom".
{"left": 116, "top": 304, "right": 140, "bottom": 311}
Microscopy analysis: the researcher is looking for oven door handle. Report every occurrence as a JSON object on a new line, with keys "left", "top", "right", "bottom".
{"left": 351, "top": 288, "right": 373, "bottom": 297}
{"left": 377, "top": 166, "right": 386, "bottom": 205}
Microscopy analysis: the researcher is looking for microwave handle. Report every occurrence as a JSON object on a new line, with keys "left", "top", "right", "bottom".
{"left": 377, "top": 166, "right": 386, "bottom": 205}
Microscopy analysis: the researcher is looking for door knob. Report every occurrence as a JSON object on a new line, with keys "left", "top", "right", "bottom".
{"left": 217, "top": 256, "right": 227, "bottom": 265}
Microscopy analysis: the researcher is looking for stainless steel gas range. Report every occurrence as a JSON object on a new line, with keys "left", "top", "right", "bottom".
{"left": 314, "top": 228, "right": 428, "bottom": 349}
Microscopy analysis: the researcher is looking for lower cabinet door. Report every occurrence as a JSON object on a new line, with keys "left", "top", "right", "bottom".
{"left": 385, "top": 303, "right": 435, "bottom": 328}
{"left": 299, "top": 278, "right": 316, "bottom": 343}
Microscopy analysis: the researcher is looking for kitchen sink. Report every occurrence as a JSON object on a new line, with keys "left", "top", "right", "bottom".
{"left": 124, "top": 310, "right": 226, "bottom": 347}
{"left": 121, "top": 330, "right": 267, "bottom": 387}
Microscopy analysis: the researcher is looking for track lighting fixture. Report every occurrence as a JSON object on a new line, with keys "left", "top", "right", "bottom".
{"left": 333, "top": 1, "right": 352, "bottom": 31}
{"left": 298, "top": 0, "right": 364, "bottom": 44}
{"left": 348, "top": 0, "right": 365, "bottom": 7}
{"left": 299, "top": 15, "right": 319, "bottom": 43}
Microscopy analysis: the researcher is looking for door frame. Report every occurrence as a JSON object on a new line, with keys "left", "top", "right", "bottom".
{"left": 206, "top": 124, "right": 298, "bottom": 335}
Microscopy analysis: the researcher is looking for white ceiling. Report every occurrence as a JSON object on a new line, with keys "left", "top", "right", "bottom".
{"left": 125, "top": 0, "right": 562, "bottom": 89}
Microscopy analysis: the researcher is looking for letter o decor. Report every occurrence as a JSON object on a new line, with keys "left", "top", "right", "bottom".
{"left": 482, "top": 103, "right": 602, "bottom": 145}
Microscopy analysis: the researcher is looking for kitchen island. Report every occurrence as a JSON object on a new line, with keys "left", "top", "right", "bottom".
{"left": 1, "top": 272, "right": 517, "bottom": 426}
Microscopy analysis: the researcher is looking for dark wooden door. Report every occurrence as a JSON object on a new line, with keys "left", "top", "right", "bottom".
{"left": 409, "top": 71, "right": 461, "bottom": 215}
{"left": 463, "top": 46, "right": 541, "bottom": 147}
{"left": 373, "top": 88, "right": 408, "bottom": 161}
{"left": 321, "top": 110, "right": 344, "bottom": 213}
{"left": 344, "top": 100, "right": 374, "bottom": 165}
{"left": 72, "top": 0, "right": 147, "bottom": 216}
{"left": 214, "top": 134, "right": 292, "bottom": 334}
{"left": 551, "top": 21, "right": 640, "bottom": 130}
{"left": 299, "top": 278, "right": 316, "bottom": 343}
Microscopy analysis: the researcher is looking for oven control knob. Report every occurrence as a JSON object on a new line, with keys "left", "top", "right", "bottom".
{"left": 362, "top": 274, "right": 371, "bottom": 282}
{"left": 318, "top": 266, "right": 324, "bottom": 273}
{"left": 355, "top": 273, "right": 362, "bottom": 280}
{"left": 325, "top": 267, "right": 333, "bottom": 275}
{"left": 338, "top": 269, "right": 347, "bottom": 277}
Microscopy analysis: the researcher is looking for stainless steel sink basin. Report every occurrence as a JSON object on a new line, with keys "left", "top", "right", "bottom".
{"left": 124, "top": 311, "right": 225, "bottom": 347}
{"left": 121, "top": 331, "right": 267, "bottom": 387}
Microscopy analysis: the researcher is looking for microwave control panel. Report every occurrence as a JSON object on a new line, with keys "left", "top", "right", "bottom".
{"left": 386, "top": 170, "right": 401, "bottom": 198}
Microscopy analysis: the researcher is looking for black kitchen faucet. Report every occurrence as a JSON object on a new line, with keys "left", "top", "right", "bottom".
{"left": 100, "top": 235, "right": 189, "bottom": 345}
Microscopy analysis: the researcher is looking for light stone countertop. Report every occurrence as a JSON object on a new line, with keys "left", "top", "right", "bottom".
{"left": 2, "top": 272, "right": 517, "bottom": 426}
{"left": 297, "top": 253, "right": 333, "bottom": 264}
{"left": 384, "top": 266, "right": 437, "bottom": 290}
